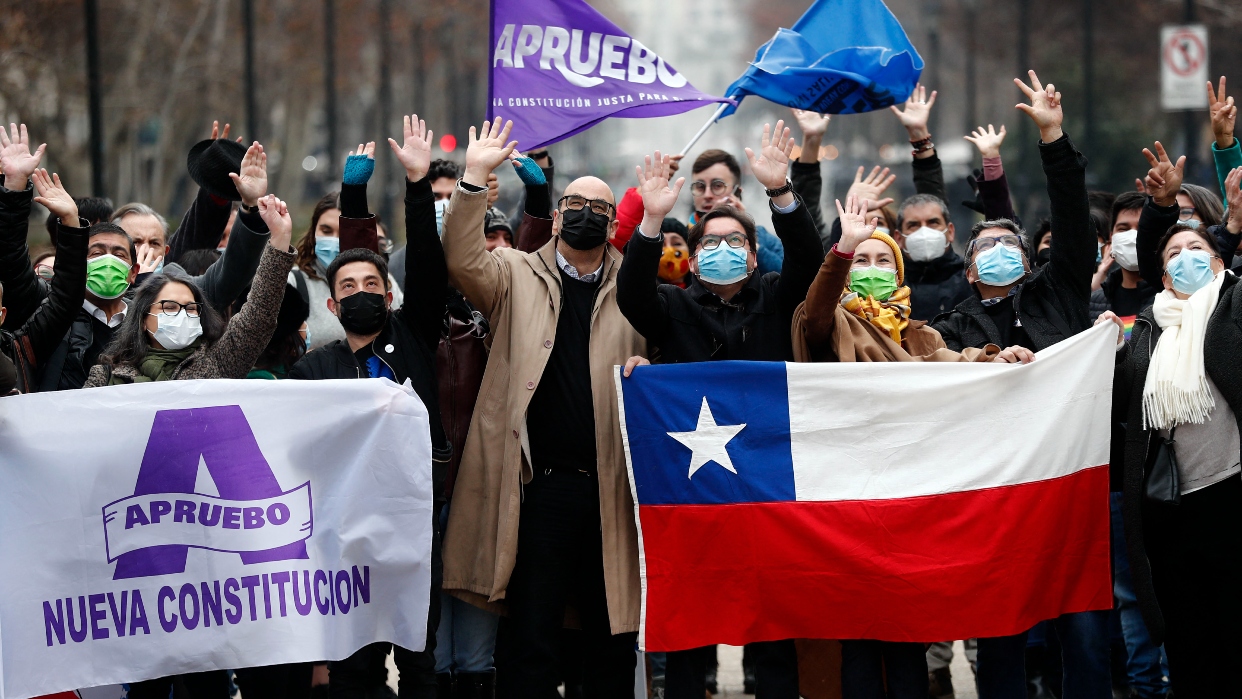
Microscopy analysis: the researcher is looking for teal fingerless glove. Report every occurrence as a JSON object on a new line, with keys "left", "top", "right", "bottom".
{"left": 511, "top": 156, "right": 546, "bottom": 186}
{"left": 343, "top": 154, "right": 375, "bottom": 185}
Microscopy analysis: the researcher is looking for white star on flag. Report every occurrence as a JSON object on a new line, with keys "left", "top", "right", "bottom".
{"left": 667, "top": 396, "right": 747, "bottom": 479}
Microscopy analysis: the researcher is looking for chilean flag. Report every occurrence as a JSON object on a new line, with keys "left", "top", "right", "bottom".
{"left": 616, "top": 323, "right": 1117, "bottom": 652}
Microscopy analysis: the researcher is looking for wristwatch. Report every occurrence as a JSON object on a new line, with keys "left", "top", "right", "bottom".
{"left": 239, "top": 202, "right": 259, "bottom": 214}
{"left": 765, "top": 179, "right": 793, "bottom": 198}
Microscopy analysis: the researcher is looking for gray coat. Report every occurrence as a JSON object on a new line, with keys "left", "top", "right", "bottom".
{"left": 84, "top": 244, "right": 295, "bottom": 386}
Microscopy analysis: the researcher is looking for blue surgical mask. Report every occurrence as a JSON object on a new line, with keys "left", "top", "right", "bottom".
{"left": 315, "top": 236, "right": 340, "bottom": 268}
{"left": 695, "top": 244, "right": 750, "bottom": 285}
{"left": 973, "top": 243, "right": 1027, "bottom": 286}
{"left": 1166, "top": 249, "right": 1216, "bottom": 295}
{"left": 434, "top": 199, "right": 450, "bottom": 237}
{"left": 1181, "top": 218, "right": 1201, "bottom": 230}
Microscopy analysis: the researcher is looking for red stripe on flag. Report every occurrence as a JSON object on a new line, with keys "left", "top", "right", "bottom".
{"left": 638, "top": 466, "right": 1112, "bottom": 651}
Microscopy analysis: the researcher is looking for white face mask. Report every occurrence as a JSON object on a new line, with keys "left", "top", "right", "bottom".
{"left": 434, "top": 199, "right": 450, "bottom": 237}
{"left": 1110, "top": 229, "right": 1140, "bottom": 272}
{"left": 903, "top": 226, "right": 948, "bottom": 262}
{"left": 149, "top": 309, "right": 204, "bottom": 350}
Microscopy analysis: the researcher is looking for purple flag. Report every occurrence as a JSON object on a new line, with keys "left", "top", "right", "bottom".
{"left": 487, "top": 0, "right": 729, "bottom": 150}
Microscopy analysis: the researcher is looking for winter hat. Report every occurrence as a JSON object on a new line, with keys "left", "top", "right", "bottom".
{"left": 187, "top": 139, "right": 248, "bottom": 201}
{"left": 484, "top": 207, "right": 512, "bottom": 235}
{"left": 869, "top": 229, "right": 905, "bottom": 285}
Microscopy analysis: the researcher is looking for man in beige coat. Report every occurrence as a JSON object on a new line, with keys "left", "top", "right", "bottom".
{"left": 439, "top": 117, "right": 647, "bottom": 697}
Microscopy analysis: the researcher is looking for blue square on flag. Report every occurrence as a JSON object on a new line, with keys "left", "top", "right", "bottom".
{"left": 621, "top": 361, "right": 794, "bottom": 506}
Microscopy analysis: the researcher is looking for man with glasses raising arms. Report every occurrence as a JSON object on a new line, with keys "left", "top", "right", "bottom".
{"left": 615, "top": 122, "right": 823, "bottom": 699}
{"left": 439, "top": 118, "right": 649, "bottom": 697}
{"left": 931, "top": 71, "right": 1095, "bottom": 360}
{"left": 930, "top": 72, "right": 1105, "bottom": 698}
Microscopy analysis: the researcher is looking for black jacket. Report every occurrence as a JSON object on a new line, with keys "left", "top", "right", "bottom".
{"left": 1115, "top": 272, "right": 1242, "bottom": 645}
{"left": 616, "top": 197, "right": 823, "bottom": 363}
{"left": 791, "top": 161, "right": 828, "bottom": 249}
{"left": 932, "top": 135, "right": 1095, "bottom": 352}
{"left": 289, "top": 177, "right": 451, "bottom": 464}
{"left": 906, "top": 250, "right": 973, "bottom": 321}
{"left": 1089, "top": 267, "right": 1157, "bottom": 319}
{"left": 0, "top": 183, "right": 89, "bottom": 393}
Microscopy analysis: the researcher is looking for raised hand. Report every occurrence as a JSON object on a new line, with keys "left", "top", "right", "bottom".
{"left": 1015, "top": 70, "right": 1064, "bottom": 143}
{"left": 890, "top": 84, "right": 936, "bottom": 140}
{"left": 845, "top": 166, "right": 896, "bottom": 212}
{"left": 791, "top": 108, "right": 831, "bottom": 138}
{"left": 964, "top": 124, "right": 1007, "bottom": 159}
{"left": 350, "top": 142, "right": 376, "bottom": 159}
{"left": 388, "top": 114, "right": 434, "bottom": 182}
{"left": 635, "top": 150, "right": 685, "bottom": 222}
{"left": 0, "top": 123, "right": 47, "bottom": 191}
{"left": 1142, "top": 141, "right": 1185, "bottom": 207}
{"left": 258, "top": 194, "right": 293, "bottom": 252}
{"left": 1208, "top": 77, "right": 1237, "bottom": 149}
{"left": 31, "top": 169, "right": 79, "bottom": 228}
{"left": 745, "top": 120, "right": 795, "bottom": 192}
{"left": 228, "top": 142, "right": 268, "bottom": 207}
{"left": 835, "top": 194, "right": 879, "bottom": 254}
{"left": 135, "top": 244, "right": 163, "bottom": 274}
{"left": 1224, "top": 167, "right": 1242, "bottom": 235}
{"left": 464, "top": 117, "right": 517, "bottom": 188}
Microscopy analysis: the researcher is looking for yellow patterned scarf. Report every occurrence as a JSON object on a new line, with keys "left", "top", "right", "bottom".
{"left": 841, "top": 285, "right": 912, "bottom": 343}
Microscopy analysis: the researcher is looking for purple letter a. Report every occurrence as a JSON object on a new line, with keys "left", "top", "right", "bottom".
{"left": 113, "top": 405, "right": 308, "bottom": 580}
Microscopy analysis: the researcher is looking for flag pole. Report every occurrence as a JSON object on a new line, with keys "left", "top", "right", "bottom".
{"left": 679, "top": 100, "right": 731, "bottom": 156}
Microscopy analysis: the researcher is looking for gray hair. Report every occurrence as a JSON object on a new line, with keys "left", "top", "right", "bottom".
{"left": 896, "top": 193, "right": 951, "bottom": 229}
{"left": 967, "top": 218, "right": 1030, "bottom": 260}
{"left": 111, "top": 202, "right": 169, "bottom": 236}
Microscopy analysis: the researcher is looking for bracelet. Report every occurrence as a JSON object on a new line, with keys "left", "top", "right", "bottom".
{"left": 831, "top": 244, "right": 854, "bottom": 260}
{"left": 239, "top": 202, "right": 259, "bottom": 214}
{"left": 910, "top": 137, "right": 934, "bottom": 154}
{"left": 765, "top": 179, "right": 793, "bottom": 198}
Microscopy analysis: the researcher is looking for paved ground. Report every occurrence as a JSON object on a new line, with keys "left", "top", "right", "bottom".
{"left": 387, "top": 640, "right": 981, "bottom": 697}
{"left": 684, "top": 641, "right": 977, "bottom": 698}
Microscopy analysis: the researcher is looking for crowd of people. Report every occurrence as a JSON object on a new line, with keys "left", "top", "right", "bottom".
{"left": 1, "top": 67, "right": 1240, "bottom": 699}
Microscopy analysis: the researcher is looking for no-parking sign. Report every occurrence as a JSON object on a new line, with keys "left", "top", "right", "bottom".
{"left": 1161, "top": 24, "right": 1208, "bottom": 110}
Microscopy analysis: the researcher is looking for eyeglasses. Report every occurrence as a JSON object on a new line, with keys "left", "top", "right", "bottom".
{"left": 1179, "top": 207, "right": 1198, "bottom": 221}
{"left": 690, "top": 179, "right": 735, "bottom": 196}
{"left": 149, "top": 300, "right": 203, "bottom": 318}
{"left": 698, "top": 232, "right": 749, "bottom": 251}
{"left": 34, "top": 264, "right": 54, "bottom": 280}
{"left": 966, "top": 234, "right": 1024, "bottom": 257}
{"left": 558, "top": 195, "right": 615, "bottom": 218}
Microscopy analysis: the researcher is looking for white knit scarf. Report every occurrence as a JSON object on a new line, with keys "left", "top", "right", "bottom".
{"left": 1141, "top": 270, "right": 1228, "bottom": 430}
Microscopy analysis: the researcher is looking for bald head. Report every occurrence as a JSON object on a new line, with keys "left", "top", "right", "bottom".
{"left": 563, "top": 176, "right": 615, "bottom": 206}
{"left": 553, "top": 176, "right": 620, "bottom": 250}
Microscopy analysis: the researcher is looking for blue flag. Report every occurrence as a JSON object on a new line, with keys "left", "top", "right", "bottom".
{"left": 720, "top": 0, "right": 923, "bottom": 117}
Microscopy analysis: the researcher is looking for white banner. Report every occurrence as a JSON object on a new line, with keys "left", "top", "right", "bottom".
{"left": 0, "top": 379, "right": 434, "bottom": 699}
{"left": 1161, "top": 24, "right": 1209, "bottom": 111}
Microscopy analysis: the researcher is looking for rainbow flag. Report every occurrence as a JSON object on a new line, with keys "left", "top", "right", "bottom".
{"left": 1118, "top": 315, "right": 1137, "bottom": 341}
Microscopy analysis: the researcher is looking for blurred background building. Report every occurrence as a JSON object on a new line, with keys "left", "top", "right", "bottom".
{"left": 1, "top": 0, "right": 1239, "bottom": 245}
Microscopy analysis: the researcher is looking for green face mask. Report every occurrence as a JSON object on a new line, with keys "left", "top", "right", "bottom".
{"left": 848, "top": 265, "right": 899, "bottom": 301}
{"left": 86, "top": 254, "right": 132, "bottom": 300}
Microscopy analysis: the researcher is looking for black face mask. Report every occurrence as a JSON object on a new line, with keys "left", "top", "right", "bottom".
{"left": 558, "top": 208, "right": 611, "bottom": 250}
{"left": 337, "top": 291, "right": 389, "bottom": 335}
{"left": 1035, "top": 248, "right": 1052, "bottom": 267}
